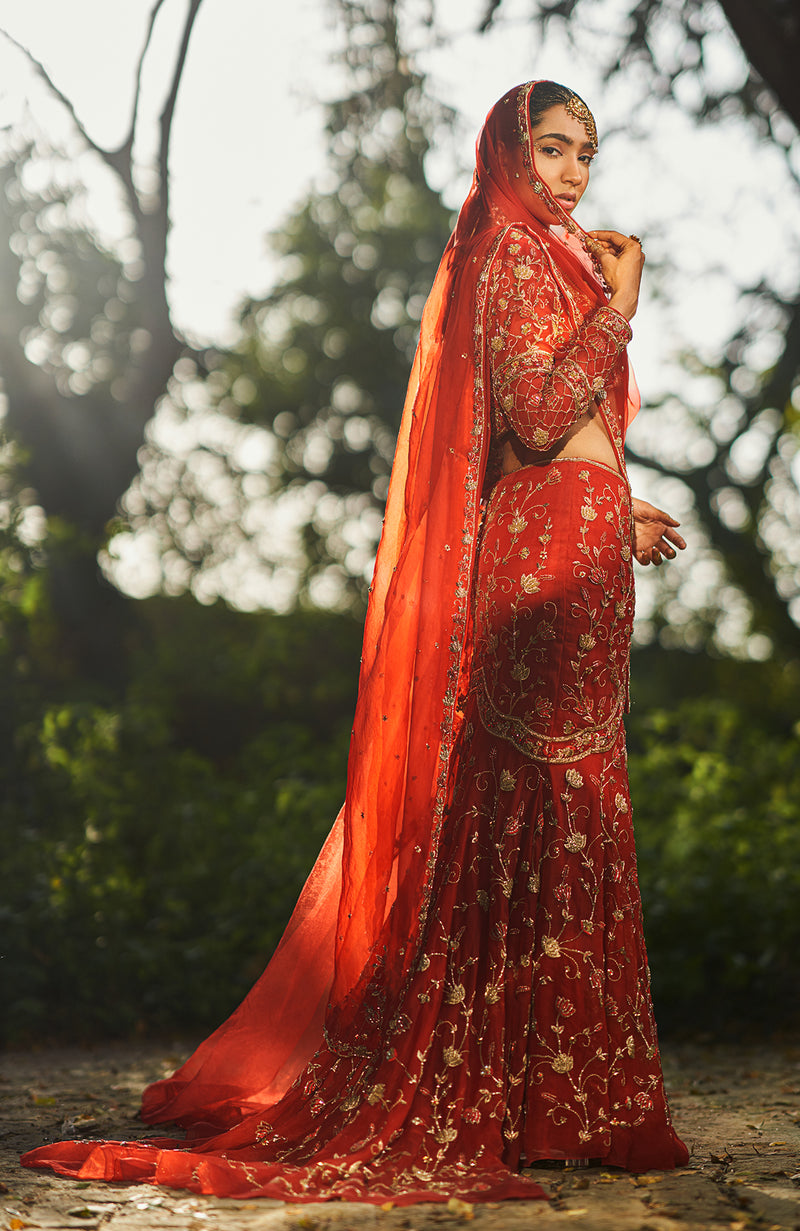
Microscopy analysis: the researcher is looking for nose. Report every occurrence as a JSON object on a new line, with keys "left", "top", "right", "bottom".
{"left": 563, "top": 158, "right": 583, "bottom": 185}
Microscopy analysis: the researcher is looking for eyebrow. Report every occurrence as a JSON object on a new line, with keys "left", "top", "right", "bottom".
{"left": 535, "top": 131, "right": 595, "bottom": 150}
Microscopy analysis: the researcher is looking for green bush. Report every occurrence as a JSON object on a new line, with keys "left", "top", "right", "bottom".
{"left": 0, "top": 599, "right": 360, "bottom": 1043}
{"left": 2, "top": 583, "right": 798, "bottom": 1042}
{"left": 628, "top": 696, "right": 800, "bottom": 1032}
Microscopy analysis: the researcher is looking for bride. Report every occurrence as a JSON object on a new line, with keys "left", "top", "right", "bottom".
{"left": 23, "top": 79, "right": 688, "bottom": 1205}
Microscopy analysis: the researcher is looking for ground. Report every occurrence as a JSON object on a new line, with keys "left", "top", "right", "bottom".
{"left": 1, "top": 1041, "right": 799, "bottom": 1231}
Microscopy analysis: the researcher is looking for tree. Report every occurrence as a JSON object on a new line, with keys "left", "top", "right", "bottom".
{"left": 0, "top": 1, "right": 205, "bottom": 679}
{"left": 127, "top": 0, "right": 454, "bottom": 610}
{"left": 480, "top": 1, "right": 800, "bottom": 136}
{"left": 474, "top": 0, "right": 800, "bottom": 659}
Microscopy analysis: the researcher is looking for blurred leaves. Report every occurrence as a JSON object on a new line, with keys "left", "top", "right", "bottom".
{"left": 476, "top": 0, "right": 800, "bottom": 657}
{"left": 0, "top": 3, "right": 206, "bottom": 682}
{"left": 117, "top": 0, "right": 454, "bottom": 611}
{"left": 628, "top": 655, "right": 800, "bottom": 1030}
{"left": 0, "top": 593, "right": 361, "bottom": 1043}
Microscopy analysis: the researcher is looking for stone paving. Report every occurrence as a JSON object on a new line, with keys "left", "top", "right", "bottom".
{"left": 1, "top": 1040, "right": 799, "bottom": 1230}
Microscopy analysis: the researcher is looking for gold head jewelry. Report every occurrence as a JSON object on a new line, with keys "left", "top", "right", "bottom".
{"left": 565, "top": 92, "right": 598, "bottom": 150}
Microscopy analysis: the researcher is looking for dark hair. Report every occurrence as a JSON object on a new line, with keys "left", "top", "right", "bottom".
{"left": 529, "top": 80, "right": 597, "bottom": 144}
{"left": 529, "top": 81, "right": 574, "bottom": 127}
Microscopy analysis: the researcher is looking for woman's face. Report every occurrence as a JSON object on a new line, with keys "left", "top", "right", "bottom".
{"left": 526, "top": 103, "right": 596, "bottom": 214}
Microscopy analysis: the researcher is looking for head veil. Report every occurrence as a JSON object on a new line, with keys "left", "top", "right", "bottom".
{"left": 142, "top": 83, "right": 639, "bottom": 1127}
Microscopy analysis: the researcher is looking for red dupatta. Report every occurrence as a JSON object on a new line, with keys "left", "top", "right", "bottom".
{"left": 141, "top": 81, "right": 639, "bottom": 1130}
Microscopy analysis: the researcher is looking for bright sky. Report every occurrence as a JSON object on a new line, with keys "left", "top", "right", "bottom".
{"left": 0, "top": 0, "right": 798, "bottom": 644}
{"left": 4, "top": 0, "right": 792, "bottom": 346}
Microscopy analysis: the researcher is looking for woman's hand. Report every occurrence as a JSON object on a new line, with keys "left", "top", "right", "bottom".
{"left": 587, "top": 230, "right": 644, "bottom": 321}
{"left": 632, "top": 498, "right": 686, "bottom": 566}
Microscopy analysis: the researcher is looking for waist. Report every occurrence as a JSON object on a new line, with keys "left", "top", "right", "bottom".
{"left": 497, "top": 403, "right": 624, "bottom": 478}
{"left": 490, "top": 454, "right": 631, "bottom": 499}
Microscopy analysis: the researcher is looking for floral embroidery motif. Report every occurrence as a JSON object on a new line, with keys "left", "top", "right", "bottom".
{"left": 474, "top": 463, "right": 634, "bottom": 764}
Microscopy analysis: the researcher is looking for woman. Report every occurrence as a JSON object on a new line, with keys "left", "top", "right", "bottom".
{"left": 23, "top": 81, "right": 688, "bottom": 1205}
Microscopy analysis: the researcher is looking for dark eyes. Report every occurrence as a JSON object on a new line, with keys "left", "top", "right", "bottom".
{"left": 536, "top": 144, "right": 595, "bottom": 166}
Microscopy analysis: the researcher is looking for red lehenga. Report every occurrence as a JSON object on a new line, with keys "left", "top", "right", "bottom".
{"left": 23, "top": 82, "right": 688, "bottom": 1204}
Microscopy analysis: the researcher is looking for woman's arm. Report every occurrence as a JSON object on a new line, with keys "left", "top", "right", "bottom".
{"left": 487, "top": 230, "right": 631, "bottom": 452}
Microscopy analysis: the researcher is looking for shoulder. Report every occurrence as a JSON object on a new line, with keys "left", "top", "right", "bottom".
{"left": 485, "top": 226, "right": 557, "bottom": 312}
{"left": 485, "top": 226, "right": 552, "bottom": 294}
{"left": 493, "top": 225, "right": 549, "bottom": 271}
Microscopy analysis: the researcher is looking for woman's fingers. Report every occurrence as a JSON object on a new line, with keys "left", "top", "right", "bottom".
{"left": 588, "top": 229, "right": 629, "bottom": 248}
{"left": 662, "top": 526, "right": 687, "bottom": 551}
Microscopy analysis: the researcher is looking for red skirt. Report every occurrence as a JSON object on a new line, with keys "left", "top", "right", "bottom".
{"left": 23, "top": 459, "right": 688, "bottom": 1203}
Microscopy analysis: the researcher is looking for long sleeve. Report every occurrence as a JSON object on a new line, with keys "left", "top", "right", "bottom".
{"left": 487, "top": 228, "right": 632, "bottom": 452}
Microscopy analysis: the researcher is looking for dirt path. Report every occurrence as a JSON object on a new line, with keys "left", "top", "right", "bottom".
{"left": 1, "top": 1041, "right": 799, "bottom": 1230}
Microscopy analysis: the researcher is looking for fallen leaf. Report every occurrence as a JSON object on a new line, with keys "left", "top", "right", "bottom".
{"left": 446, "top": 1197, "right": 474, "bottom": 1219}
{"left": 9, "top": 1220, "right": 29, "bottom": 1231}
{"left": 768, "top": 1140, "right": 787, "bottom": 1146}
{"left": 30, "top": 1095, "right": 56, "bottom": 1106}
{"left": 633, "top": 1175, "right": 662, "bottom": 1186}
{"left": 379, "top": 1202, "right": 394, "bottom": 1212}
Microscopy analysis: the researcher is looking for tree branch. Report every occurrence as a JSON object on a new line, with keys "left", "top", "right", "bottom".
{"left": 0, "top": 28, "right": 110, "bottom": 163}
{"left": 156, "top": 0, "right": 205, "bottom": 237}
{"left": 125, "top": 0, "right": 172, "bottom": 155}
{"left": 626, "top": 439, "right": 800, "bottom": 653}
{"left": 718, "top": 0, "right": 800, "bottom": 134}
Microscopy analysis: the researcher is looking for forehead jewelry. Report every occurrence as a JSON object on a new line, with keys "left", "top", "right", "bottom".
{"left": 565, "top": 92, "right": 598, "bottom": 150}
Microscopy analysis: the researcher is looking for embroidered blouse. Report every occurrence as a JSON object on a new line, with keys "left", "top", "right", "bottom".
{"left": 486, "top": 227, "right": 632, "bottom": 453}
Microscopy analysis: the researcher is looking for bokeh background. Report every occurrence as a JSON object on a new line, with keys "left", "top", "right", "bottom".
{"left": 0, "top": 0, "right": 798, "bottom": 1044}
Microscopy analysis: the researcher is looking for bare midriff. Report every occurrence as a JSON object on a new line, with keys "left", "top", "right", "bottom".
{"left": 500, "top": 401, "right": 620, "bottom": 476}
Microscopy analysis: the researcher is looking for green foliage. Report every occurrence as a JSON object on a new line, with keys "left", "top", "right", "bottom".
{"left": 3, "top": 601, "right": 799, "bottom": 1043}
{"left": 0, "top": 597, "right": 361, "bottom": 1043}
{"left": 628, "top": 694, "right": 800, "bottom": 1032}
{"left": 0, "top": 141, "right": 150, "bottom": 535}
{"left": 112, "top": 2, "right": 456, "bottom": 613}
{"left": 209, "top": 2, "right": 453, "bottom": 607}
